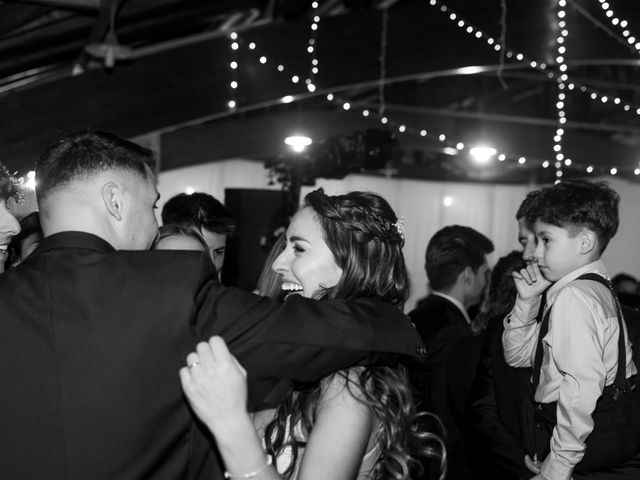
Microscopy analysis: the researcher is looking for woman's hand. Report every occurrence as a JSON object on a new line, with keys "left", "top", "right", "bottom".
{"left": 179, "top": 336, "right": 249, "bottom": 436}
{"left": 512, "top": 261, "right": 552, "bottom": 302}
{"left": 180, "top": 337, "right": 279, "bottom": 479}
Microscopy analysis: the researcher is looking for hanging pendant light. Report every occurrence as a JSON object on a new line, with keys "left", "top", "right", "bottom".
{"left": 84, "top": 0, "right": 133, "bottom": 68}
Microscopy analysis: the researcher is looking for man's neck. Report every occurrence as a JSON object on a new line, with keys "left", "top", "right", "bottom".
{"left": 431, "top": 291, "right": 471, "bottom": 324}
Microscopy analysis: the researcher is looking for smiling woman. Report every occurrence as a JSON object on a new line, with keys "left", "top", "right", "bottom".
{"left": 180, "top": 188, "right": 446, "bottom": 480}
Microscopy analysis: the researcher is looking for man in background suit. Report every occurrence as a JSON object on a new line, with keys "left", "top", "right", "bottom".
{"left": 0, "top": 131, "right": 424, "bottom": 480}
{"left": 409, "top": 225, "right": 494, "bottom": 479}
{"left": 0, "top": 164, "right": 21, "bottom": 272}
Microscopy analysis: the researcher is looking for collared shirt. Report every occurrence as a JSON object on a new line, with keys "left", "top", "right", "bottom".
{"left": 431, "top": 291, "right": 471, "bottom": 325}
{"left": 502, "top": 260, "right": 637, "bottom": 480}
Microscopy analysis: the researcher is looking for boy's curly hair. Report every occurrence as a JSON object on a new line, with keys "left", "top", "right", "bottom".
{"left": 526, "top": 180, "right": 619, "bottom": 253}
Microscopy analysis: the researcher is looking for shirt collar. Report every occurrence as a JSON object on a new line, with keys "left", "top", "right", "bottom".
{"left": 431, "top": 291, "right": 471, "bottom": 324}
{"left": 545, "top": 259, "right": 609, "bottom": 306}
{"left": 29, "top": 231, "right": 116, "bottom": 260}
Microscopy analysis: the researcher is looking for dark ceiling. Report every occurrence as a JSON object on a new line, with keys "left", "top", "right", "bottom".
{"left": 2, "top": 0, "right": 640, "bottom": 184}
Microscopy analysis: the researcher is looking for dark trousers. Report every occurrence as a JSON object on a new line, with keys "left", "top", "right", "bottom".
{"left": 532, "top": 378, "right": 640, "bottom": 471}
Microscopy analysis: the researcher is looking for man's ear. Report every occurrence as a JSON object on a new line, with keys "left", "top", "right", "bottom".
{"left": 101, "top": 181, "right": 124, "bottom": 221}
{"left": 460, "top": 266, "right": 473, "bottom": 286}
{"left": 578, "top": 229, "right": 596, "bottom": 255}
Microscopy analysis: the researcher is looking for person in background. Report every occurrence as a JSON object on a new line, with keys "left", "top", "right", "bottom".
{"left": 161, "top": 192, "right": 235, "bottom": 279}
{"left": 466, "top": 190, "right": 541, "bottom": 480}
{"left": 7, "top": 211, "right": 42, "bottom": 269}
{"left": 0, "top": 163, "right": 21, "bottom": 273}
{"left": 611, "top": 273, "right": 640, "bottom": 310}
{"left": 253, "top": 233, "right": 286, "bottom": 299}
{"left": 612, "top": 273, "right": 638, "bottom": 295}
{"left": 180, "top": 188, "right": 445, "bottom": 480}
{"left": 409, "top": 225, "right": 493, "bottom": 480}
{"left": 153, "top": 224, "right": 209, "bottom": 254}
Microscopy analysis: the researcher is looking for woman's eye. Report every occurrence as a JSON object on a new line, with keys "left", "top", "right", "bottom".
{"left": 293, "top": 245, "right": 305, "bottom": 254}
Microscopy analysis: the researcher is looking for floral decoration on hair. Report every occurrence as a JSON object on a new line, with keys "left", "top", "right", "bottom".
{"left": 394, "top": 217, "right": 405, "bottom": 241}
{"left": 0, "top": 164, "right": 25, "bottom": 205}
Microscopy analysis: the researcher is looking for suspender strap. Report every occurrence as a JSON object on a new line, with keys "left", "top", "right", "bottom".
{"left": 531, "top": 289, "right": 549, "bottom": 392}
{"left": 531, "top": 273, "right": 629, "bottom": 397}
{"left": 576, "top": 273, "right": 629, "bottom": 396}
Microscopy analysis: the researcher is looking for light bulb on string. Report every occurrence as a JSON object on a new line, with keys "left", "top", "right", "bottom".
{"left": 308, "top": 2, "right": 320, "bottom": 86}
{"left": 233, "top": 25, "right": 543, "bottom": 179}
{"left": 426, "top": 0, "right": 640, "bottom": 121}
{"left": 228, "top": 32, "right": 239, "bottom": 110}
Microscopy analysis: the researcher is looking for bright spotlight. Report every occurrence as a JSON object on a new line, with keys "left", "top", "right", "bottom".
{"left": 469, "top": 146, "right": 497, "bottom": 164}
{"left": 24, "top": 170, "right": 36, "bottom": 190}
{"left": 284, "top": 135, "right": 312, "bottom": 153}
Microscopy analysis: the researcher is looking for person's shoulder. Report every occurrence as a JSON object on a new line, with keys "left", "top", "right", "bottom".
{"left": 558, "top": 275, "right": 610, "bottom": 303}
{"left": 117, "top": 249, "right": 211, "bottom": 269}
{"left": 317, "top": 368, "right": 372, "bottom": 413}
{"left": 114, "top": 249, "right": 217, "bottom": 286}
{"left": 410, "top": 296, "right": 462, "bottom": 328}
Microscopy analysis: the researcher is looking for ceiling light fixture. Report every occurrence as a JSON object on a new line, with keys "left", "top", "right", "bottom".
{"left": 284, "top": 135, "right": 312, "bottom": 153}
{"left": 469, "top": 146, "right": 497, "bottom": 164}
{"left": 84, "top": 0, "right": 133, "bottom": 69}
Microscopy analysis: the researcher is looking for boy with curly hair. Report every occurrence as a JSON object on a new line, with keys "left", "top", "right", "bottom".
{"left": 503, "top": 180, "right": 640, "bottom": 480}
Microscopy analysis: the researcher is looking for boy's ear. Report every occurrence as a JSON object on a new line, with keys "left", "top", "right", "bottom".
{"left": 101, "top": 181, "right": 124, "bottom": 222}
{"left": 578, "top": 229, "right": 596, "bottom": 255}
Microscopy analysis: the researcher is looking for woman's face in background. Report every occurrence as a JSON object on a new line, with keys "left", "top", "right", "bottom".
{"left": 272, "top": 207, "right": 343, "bottom": 298}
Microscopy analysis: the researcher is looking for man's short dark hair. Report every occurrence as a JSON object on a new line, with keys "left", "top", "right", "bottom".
{"left": 161, "top": 192, "right": 236, "bottom": 236}
{"left": 35, "top": 131, "right": 155, "bottom": 201}
{"left": 426, "top": 225, "right": 494, "bottom": 291}
{"left": 0, "top": 163, "right": 22, "bottom": 203}
{"left": 516, "top": 189, "right": 542, "bottom": 222}
{"left": 526, "top": 180, "right": 619, "bottom": 253}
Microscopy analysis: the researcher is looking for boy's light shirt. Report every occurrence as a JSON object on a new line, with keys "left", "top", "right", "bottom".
{"left": 503, "top": 259, "right": 637, "bottom": 480}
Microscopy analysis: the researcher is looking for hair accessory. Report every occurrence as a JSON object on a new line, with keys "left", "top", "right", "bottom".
{"left": 224, "top": 455, "right": 273, "bottom": 479}
{"left": 394, "top": 217, "right": 406, "bottom": 240}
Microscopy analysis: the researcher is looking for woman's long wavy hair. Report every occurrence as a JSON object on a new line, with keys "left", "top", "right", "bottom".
{"left": 264, "top": 188, "right": 446, "bottom": 480}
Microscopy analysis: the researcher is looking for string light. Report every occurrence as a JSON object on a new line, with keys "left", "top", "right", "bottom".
{"left": 596, "top": 0, "right": 640, "bottom": 55}
{"left": 554, "top": 0, "right": 567, "bottom": 180}
{"left": 228, "top": 31, "right": 239, "bottom": 110}
{"left": 308, "top": 2, "right": 320, "bottom": 92}
{"left": 427, "top": 0, "right": 640, "bottom": 118}
{"left": 230, "top": 19, "right": 640, "bottom": 180}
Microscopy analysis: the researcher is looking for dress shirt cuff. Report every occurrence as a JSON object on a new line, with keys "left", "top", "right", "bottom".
{"left": 504, "top": 296, "right": 540, "bottom": 327}
{"left": 540, "top": 450, "right": 575, "bottom": 480}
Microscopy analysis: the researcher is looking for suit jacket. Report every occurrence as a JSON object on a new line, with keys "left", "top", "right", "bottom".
{"left": 409, "top": 294, "right": 473, "bottom": 473}
{"left": 466, "top": 306, "right": 640, "bottom": 480}
{"left": 0, "top": 232, "right": 424, "bottom": 480}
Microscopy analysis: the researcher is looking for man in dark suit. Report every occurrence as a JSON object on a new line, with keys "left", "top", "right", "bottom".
{"left": 466, "top": 190, "right": 640, "bottom": 480}
{"left": 0, "top": 132, "right": 424, "bottom": 480}
{"left": 409, "top": 225, "right": 494, "bottom": 479}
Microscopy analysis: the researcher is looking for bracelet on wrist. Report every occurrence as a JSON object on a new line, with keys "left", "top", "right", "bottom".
{"left": 224, "top": 454, "right": 273, "bottom": 479}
